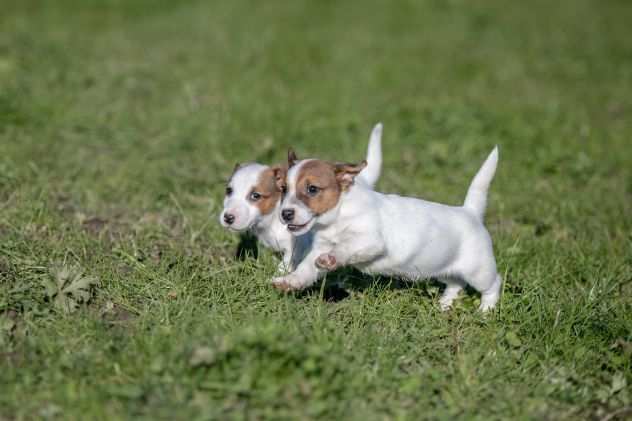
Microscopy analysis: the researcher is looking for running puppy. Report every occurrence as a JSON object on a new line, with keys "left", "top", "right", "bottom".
{"left": 274, "top": 135, "right": 502, "bottom": 311}
{"left": 219, "top": 124, "right": 383, "bottom": 272}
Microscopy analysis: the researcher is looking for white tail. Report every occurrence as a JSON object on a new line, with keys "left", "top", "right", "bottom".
{"left": 357, "top": 122, "right": 383, "bottom": 188}
{"left": 463, "top": 146, "right": 499, "bottom": 221}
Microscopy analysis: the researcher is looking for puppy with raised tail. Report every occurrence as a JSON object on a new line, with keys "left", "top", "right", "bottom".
{"left": 219, "top": 124, "right": 383, "bottom": 272}
{"left": 273, "top": 129, "right": 502, "bottom": 311}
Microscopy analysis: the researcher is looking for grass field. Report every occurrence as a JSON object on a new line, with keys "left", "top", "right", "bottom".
{"left": 1, "top": 0, "right": 632, "bottom": 419}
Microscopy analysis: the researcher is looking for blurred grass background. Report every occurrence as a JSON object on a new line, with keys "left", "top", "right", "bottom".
{"left": 1, "top": 0, "right": 631, "bottom": 419}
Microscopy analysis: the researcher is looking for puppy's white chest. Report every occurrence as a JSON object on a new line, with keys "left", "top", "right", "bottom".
{"left": 257, "top": 225, "right": 291, "bottom": 254}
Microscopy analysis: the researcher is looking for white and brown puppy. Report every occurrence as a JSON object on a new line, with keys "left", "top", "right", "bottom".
{"left": 273, "top": 137, "right": 502, "bottom": 312}
{"left": 219, "top": 123, "right": 383, "bottom": 272}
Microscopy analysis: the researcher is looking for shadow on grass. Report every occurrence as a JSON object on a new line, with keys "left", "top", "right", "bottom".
{"left": 295, "top": 267, "right": 457, "bottom": 303}
{"left": 235, "top": 232, "right": 259, "bottom": 261}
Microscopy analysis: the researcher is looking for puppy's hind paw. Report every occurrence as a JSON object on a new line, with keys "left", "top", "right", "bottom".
{"left": 315, "top": 254, "right": 338, "bottom": 271}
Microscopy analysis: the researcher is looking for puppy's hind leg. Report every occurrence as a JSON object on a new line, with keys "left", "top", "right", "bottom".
{"left": 478, "top": 274, "right": 502, "bottom": 312}
{"left": 439, "top": 278, "right": 464, "bottom": 311}
{"left": 461, "top": 258, "right": 502, "bottom": 312}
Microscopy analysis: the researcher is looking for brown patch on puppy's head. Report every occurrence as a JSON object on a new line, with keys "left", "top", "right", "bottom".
{"left": 272, "top": 165, "right": 288, "bottom": 194}
{"left": 295, "top": 160, "right": 342, "bottom": 215}
{"left": 294, "top": 159, "right": 368, "bottom": 215}
{"left": 250, "top": 167, "right": 283, "bottom": 215}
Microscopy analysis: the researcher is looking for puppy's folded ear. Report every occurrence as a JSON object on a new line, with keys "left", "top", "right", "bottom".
{"left": 288, "top": 148, "right": 298, "bottom": 168}
{"left": 233, "top": 162, "right": 242, "bottom": 173}
{"left": 335, "top": 160, "right": 367, "bottom": 190}
{"left": 272, "top": 165, "right": 288, "bottom": 192}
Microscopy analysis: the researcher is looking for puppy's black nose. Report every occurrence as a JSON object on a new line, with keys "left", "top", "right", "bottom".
{"left": 281, "top": 209, "right": 295, "bottom": 222}
{"left": 223, "top": 213, "right": 235, "bottom": 225}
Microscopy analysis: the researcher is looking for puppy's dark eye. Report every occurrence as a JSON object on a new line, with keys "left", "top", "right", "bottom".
{"left": 225, "top": 187, "right": 233, "bottom": 196}
{"left": 249, "top": 191, "right": 262, "bottom": 201}
{"left": 307, "top": 185, "right": 320, "bottom": 196}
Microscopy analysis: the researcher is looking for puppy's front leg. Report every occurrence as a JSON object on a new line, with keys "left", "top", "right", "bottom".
{"left": 272, "top": 249, "right": 327, "bottom": 292}
{"left": 316, "top": 238, "right": 385, "bottom": 272}
{"left": 275, "top": 248, "right": 294, "bottom": 275}
{"left": 275, "top": 258, "right": 290, "bottom": 275}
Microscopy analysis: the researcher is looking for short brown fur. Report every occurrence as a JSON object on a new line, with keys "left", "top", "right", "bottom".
{"left": 288, "top": 149, "right": 298, "bottom": 168}
{"left": 252, "top": 167, "right": 283, "bottom": 215}
{"left": 335, "top": 160, "right": 367, "bottom": 190}
{"left": 296, "top": 160, "right": 342, "bottom": 215}
{"left": 273, "top": 165, "right": 288, "bottom": 193}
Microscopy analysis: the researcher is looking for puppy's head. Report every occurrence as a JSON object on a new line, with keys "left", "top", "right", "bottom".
{"left": 279, "top": 149, "right": 366, "bottom": 236}
{"left": 220, "top": 162, "right": 286, "bottom": 231}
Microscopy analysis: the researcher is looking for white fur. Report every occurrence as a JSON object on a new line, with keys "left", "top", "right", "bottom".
{"left": 358, "top": 123, "right": 382, "bottom": 188}
{"left": 274, "top": 145, "right": 502, "bottom": 311}
{"left": 220, "top": 124, "right": 383, "bottom": 272}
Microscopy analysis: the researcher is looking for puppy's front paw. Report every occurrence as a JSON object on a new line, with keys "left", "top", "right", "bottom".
{"left": 315, "top": 254, "right": 338, "bottom": 271}
{"left": 271, "top": 274, "right": 304, "bottom": 292}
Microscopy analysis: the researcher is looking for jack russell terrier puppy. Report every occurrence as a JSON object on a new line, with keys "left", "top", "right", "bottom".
{"left": 273, "top": 136, "right": 502, "bottom": 311}
{"left": 219, "top": 124, "right": 383, "bottom": 272}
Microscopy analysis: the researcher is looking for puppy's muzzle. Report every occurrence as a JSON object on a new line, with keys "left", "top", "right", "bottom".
{"left": 281, "top": 208, "right": 295, "bottom": 223}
